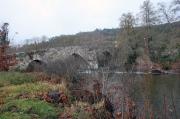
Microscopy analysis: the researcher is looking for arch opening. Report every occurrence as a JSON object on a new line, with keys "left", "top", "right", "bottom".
{"left": 97, "top": 51, "right": 112, "bottom": 67}
{"left": 26, "top": 59, "right": 46, "bottom": 72}
{"left": 67, "top": 53, "right": 90, "bottom": 69}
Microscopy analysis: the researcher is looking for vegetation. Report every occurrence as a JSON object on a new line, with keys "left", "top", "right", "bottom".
{"left": 1, "top": 99, "right": 58, "bottom": 119}
{"left": 1, "top": 72, "right": 179, "bottom": 119}
{"left": 9, "top": 0, "right": 179, "bottom": 71}
{"left": 1, "top": 0, "right": 179, "bottom": 118}
{"left": 0, "top": 72, "right": 61, "bottom": 119}
{"left": 115, "top": 0, "right": 180, "bottom": 70}
{"left": 0, "top": 72, "right": 35, "bottom": 87}
{"left": 0, "top": 72, "right": 115, "bottom": 119}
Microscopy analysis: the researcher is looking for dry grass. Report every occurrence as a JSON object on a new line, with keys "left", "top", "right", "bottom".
{"left": 0, "top": 72, "right": 68, "bottom": 119}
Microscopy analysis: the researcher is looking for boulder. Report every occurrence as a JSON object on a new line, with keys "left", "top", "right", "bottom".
{"left": 135, "top": 55, "right": 153, "bottom": 72}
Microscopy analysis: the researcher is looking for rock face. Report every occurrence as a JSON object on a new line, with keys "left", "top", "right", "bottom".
{"left": 150, "top": 63, "right": 164, "bottom": 74}
{"left": 135, "top": 56, "right": 153, "bottom": 72}
{"left": 135, "top": 56, "right": 180, "bottom": 74}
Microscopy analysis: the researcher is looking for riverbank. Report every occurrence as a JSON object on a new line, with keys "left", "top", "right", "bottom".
{"left": 0, "top": 72, "right": 114, "bottom": 119}
{"left": 0, "top": 72, "right": 179, "bottom": 119}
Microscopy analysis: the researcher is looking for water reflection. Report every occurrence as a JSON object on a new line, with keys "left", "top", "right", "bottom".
{"left": 139, "top": 75, "right": 180, "bottom": 118}
{"left": 83, "top": 72, "right": 180, "bottom": 118}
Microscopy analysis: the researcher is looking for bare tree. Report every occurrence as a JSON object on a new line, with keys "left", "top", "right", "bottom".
{"left": 173, "top": 0, "right": 180, "bottom": 5}
{"left": 139, "top": 0, "right": 159, "bottom": 58}
{"left": 115, "top": 13, "right": 137, "bottom": 71}
{"left": 172, "top": 0, "right": 180, "bottom": 20}
{"left": 158, "top": 2, "right": 176, "bottom": 24}
{"left": 140, "top": 0, "right": 159, "bottom": 33}
{"left": 120, "top": 13, "right": 136, "bottom": 36}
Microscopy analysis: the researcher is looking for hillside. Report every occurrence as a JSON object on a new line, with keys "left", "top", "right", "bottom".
{"left": 11, "top": 21, "right": 179, "bottom": 50}
{"left": 10, "top": 21, "right": 180, "bottom": 71}
{"left": 9, "top": 28, "right": 119, "bottom": 53}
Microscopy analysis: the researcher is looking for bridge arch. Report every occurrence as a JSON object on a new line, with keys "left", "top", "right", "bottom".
{"left": 67, "top": 53, "right": 90, "bottom": 69}
{"left": 71, "top": 53, "right": 88, "bottom": 63}
{"left": 26, "top": 59, "right": 47, "bottom": 72}
{"left": 97, "top": 50, "right": 112, "bottom": 67}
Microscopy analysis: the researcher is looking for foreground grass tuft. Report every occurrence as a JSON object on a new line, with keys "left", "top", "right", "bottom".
{"left": 0, "top": 72, "right": 111, "bottom": 119}
{"left": 0, "top": 72, "right": 35, "bottom": 87}
{"left": 0, "top": 112, "right": 31, "bottom": 119}
{"left": 0, "top": 72, "right": 65, "bottom": 119}
{"left": 0, "top": 99, "right": 58, "bottom": 119}
{"left": 0, "top": 82, "right": 66, "bottom": 101}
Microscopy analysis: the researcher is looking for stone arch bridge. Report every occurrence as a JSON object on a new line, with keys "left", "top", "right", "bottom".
{"left": 13, "top": 46, "right": 113, "bottom": 71}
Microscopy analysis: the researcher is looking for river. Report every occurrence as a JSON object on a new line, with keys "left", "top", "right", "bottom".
{"left": 81, "top": 71, "right": 180, "bottom": 118}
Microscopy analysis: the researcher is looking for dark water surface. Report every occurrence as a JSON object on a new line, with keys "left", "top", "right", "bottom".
{"left": 133, "top": 74, "right": 179, "bottom": 117}
{"left": 82, "top": 71, "right": 180, "bottom": 118}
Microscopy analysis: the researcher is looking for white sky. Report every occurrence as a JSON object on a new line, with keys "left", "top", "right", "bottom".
{"left": 0, "top": 0, "right": 172, "bottom": 45}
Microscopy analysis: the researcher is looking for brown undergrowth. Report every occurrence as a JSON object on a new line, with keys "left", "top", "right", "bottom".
{"left": 1, "top": 72, "right": 175, "bottom": 119}
{"left": 0, "top": 72, "right": 115, "bottom": 119}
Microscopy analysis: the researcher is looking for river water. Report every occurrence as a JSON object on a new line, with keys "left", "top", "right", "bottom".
{"left": 81, "top": 71, "right": 180, "bottom": 118}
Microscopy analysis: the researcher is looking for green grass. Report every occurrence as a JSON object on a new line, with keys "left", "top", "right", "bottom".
{"left": 0, "top": 72, "right": 35, "bottom": 87}
{"left": 0, "top": 82, "right": 65, "bottom": 102}
{"left": 0, "top": 99, "right": 58, "bottom": 119}
{"left": 0, "top": 112, "right": 31, "bottom": 119}
{"left": 0, "top": 72, "right": 65, "bottom": 119}
{"left": 0, "top": 72, "right": 112, "bottom": 119}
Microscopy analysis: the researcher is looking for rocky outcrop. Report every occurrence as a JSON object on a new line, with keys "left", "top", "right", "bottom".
{"left": 135, "top": 56, "right": 153, "bottom": 72}
{"left": 135, "top": 56, "right": 180, "bottom": 74}
{"left": 171, "top": 61, "right": 180, "bottom": 73}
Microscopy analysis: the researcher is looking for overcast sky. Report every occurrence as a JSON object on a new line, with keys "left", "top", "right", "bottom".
{"left": 0, "top": 0, "right": 172, "bottom": 45}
